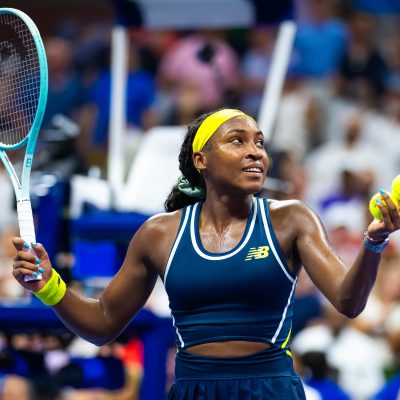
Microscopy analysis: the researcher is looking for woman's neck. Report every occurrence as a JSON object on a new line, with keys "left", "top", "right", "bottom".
{"left": 200, "top": 193, "right": 253, "bottom": 231}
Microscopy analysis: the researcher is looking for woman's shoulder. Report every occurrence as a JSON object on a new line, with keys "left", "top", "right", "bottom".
{"left": 129, "top": 209, "right": 185, "bottom": 269}
{"left": 139, "top": 209, "right": 183, "bottom": 239}
{"left": 266, "top": 198, "right": 310, "bottom": 212}
{"left": 266, "top": 198, "right": 319, "bottom": 226}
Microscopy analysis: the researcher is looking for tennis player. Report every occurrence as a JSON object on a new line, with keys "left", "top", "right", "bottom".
{"left": 12, "top": 109, "right": 400, "bottom": 399}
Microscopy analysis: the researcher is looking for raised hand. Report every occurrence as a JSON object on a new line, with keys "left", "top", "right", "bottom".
{"left": 12, "top": 238, "right": 53, "bottom": 292}
{"left": 367, "top": 190, "right": 400, "bottom": 239}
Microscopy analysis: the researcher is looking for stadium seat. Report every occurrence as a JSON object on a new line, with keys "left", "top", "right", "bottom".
{"left": 117, "top": 125, "right": 185, "bottom": 214}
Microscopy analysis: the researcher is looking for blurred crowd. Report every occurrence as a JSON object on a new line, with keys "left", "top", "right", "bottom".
{"left": 2, "top": 0, "right": 400, "bottom": 398}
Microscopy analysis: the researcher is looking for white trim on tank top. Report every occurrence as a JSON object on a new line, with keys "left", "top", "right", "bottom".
{"left": 163, "top": 207, "right": 190, "bottom": 348}
{"left": 271, "top": 275, "right": 297, "bottom": 343}
{"left": 259, "top": 199, "right": 295, "bottom": 284}
{"left": 163, "top": 207, "right": 191, "bottom": 285}
{"left": 259, "top": 198, "right": 298, "bottom": 343}
{"left": 190, "top": 197, "right": 258, "bottom": 260}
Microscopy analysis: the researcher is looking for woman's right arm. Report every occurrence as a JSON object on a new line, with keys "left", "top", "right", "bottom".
{"left": 12, "top": 214, "right": 175, "bottom": 345}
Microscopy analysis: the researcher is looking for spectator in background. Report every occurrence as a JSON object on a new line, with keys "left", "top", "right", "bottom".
{"left": 0, "top": 374, "right": 35, "bottom": 400}
{"left": 318, "top": 170, "right": 371, "bottom": 265}
{"left": 0, "top": 165, "right": 17, "bottom": 235}
{"left": 373, "top": 375, "right": 400, "bottom": 400}
{"left": 42, "top": 36, "right": 85, "bottom": 129}
{"left": 270, "top": 75, "right": 323, "bottom": 161}
{"left": 263, "top": 149, "right": 308, "bottom": 201}
{"left": 0, "top": 332, "right": 60, "bottom": 399}
{"left": 85, "top": 42, "right": 156, "bottom": 146}
{"left": 304, "top": 109, "right": 389, "bottom": 211}
{"left": 371, "top": 262, "right": 400, "bottom": 397}
{"left": 360, "top": 107, "right": 400, "bottom": 193}
{"left": 349, "top": 0, "right": 400, "bottom": 15}
{"left": 357, "top": 36, "right": 400, "bottom": 192}
{"left": 385, "top": 291, "right": 400, "bottom": 364}
{"left": 296, "top": 350, "right": 351, "bottom": 400}
{"left": 290, "top": 0, "right": 348, "bottom": 145}
{"left": 239, "top": 23, "right": 327, "bottom": 161}
{"left": 155, "top": 30, "right": 241, "bottom": 125}
{"left": 0, "top": 226, "right": 25, "bottom": 298}
{"left": 292, "top": 0, "right": 347, "bottom": 79}
{"left": 375, "top": 294, "right": 400, "bottom": 398}
{"left": 385, "top": 37, "right": 400, "bottom": 94}
{"left": 78, "top": 39, "right": 156, "bottom": 172}
{"left": 239, "top": 25, "right": 276, "bottom": 116}
{"left": 336, "top": 10, "right": 388, "bottom": 108}
{"left": 129, "top": 28, "right": 180, "bottom": 77}
{"left": 54, "top": 339, "right": 141, "bottom": 400}
{"left": 292, "top": 303, "right": 391, "bottom": 400}
{"left": 353, "top": 255, "right": 400, "bottom": 339}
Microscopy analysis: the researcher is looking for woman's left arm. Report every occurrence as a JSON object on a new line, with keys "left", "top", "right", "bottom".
{"left": 295, "top": 192, "right": 400, "bottom": 318}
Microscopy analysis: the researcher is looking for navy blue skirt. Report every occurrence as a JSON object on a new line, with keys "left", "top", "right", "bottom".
{"left": 168, "top": 347, "right": 306, "bottom": 400}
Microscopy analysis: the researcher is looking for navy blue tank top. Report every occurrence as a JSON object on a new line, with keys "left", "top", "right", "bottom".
{"left": 164, "top": 197, "right": 297, "bottom": 351}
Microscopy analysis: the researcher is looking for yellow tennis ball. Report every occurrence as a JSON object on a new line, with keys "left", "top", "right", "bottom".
{"left": 392, "top": 175, "right": 400, "bottom": 200}
{"left": 369, "top": 191, "right": 399, "bottom": 220}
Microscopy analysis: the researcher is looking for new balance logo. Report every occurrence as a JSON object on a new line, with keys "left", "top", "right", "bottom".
{"left": 245, "top": 246, "right": 270, "bottom": 261}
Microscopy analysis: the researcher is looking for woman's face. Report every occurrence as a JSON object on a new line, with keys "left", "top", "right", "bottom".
{"left": 198, "top": 116, "right": 269, "bottom": 195}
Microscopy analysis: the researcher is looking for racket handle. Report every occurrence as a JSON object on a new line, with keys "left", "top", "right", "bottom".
{"left": 17, "top": 199, "right": 42, "bottom": 282}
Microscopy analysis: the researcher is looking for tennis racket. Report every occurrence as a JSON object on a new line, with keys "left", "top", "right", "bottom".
{"left": 0, "top": 8, "right": 48, "bottom": 282}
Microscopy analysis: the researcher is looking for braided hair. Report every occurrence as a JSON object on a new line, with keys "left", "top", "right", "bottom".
{"left": 164, "top": 111, "right": 214, "bottom": 212}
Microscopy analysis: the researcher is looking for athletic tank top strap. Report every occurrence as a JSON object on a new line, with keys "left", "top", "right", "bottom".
{"left": 259, "top": 198, "right": 297, "bottom": 282}
{"left": 163, "top": 205, "right": 191, "bottom": 284}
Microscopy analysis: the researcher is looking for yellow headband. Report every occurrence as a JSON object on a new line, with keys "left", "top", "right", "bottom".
{"left": 192, "top": 109, "right": 253, "bottom": 152}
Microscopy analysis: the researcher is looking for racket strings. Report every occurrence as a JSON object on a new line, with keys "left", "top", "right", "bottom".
{"left": 0, "top": 13, "right": 40, "bottom": 147}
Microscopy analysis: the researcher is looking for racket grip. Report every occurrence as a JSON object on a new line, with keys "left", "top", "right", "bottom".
{"left": 17, "top": 199, "right": 42, "bottom": 282}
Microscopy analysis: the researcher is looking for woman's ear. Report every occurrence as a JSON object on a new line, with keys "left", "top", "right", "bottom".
{"left": 193, "top": 151, "right": 207, "bottom": 171}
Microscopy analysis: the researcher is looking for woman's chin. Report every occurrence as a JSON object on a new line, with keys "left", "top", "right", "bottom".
{"left": 243, "top": 185, "right": 264, "bottom": 196}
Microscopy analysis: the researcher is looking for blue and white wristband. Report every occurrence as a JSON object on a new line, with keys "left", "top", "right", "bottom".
{"left": 362, "top": 231, "right": 389, "bottom": 253}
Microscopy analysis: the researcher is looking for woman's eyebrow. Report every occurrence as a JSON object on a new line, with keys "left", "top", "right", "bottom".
{"left": 225, "top": 128, "right": 263, "bottom": 135}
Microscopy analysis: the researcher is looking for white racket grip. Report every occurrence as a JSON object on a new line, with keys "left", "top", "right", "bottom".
{"left": 17, "top": 199, "right": 42, "bottom": 282}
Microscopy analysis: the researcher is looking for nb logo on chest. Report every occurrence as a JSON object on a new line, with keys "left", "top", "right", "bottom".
{"left": 245, "top": 246, "right": 270, "bottom": 261}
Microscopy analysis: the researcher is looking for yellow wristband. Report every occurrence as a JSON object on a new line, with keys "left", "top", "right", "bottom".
{"left": 32, "top": 269, "right": 66, "bottom": 306}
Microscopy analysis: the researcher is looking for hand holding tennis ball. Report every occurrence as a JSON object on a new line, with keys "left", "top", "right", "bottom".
{"left": 369, "top": 191, "right": 399, "bottom": 221}
{"left": 369, "top": 175, "right": 400, "bottom": 220}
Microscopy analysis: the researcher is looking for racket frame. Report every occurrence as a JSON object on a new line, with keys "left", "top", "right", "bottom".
{"left": 0, "top": 8, "right": 48, "bottom": 281}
